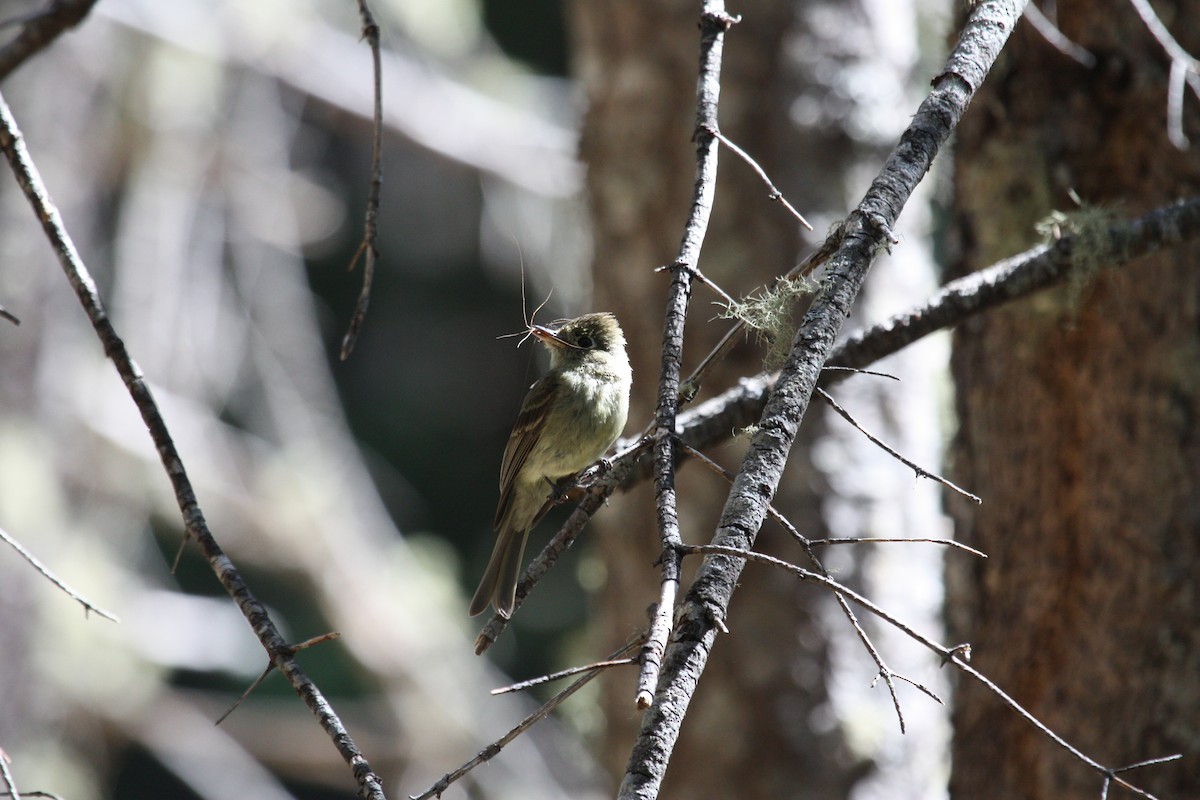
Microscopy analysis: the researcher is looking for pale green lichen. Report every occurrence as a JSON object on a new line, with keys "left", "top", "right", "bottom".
{"left": 1035, "top": 203, "right": 1119, "bottom": 311}
{"left": 735, "top": 424, "right": 760, "bottom": 440}
{"left": 718, "top": 275, "right": 816, "bottom": 370}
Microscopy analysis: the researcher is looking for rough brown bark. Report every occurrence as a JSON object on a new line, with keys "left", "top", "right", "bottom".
{"left": 948, "top": 2, "right": 1200, "bottom": 797}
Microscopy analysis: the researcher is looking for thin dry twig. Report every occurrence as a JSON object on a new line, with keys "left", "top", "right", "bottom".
{"left": 413, "top": 635, "right": 644, "bottom": 800}
{"left": 655, "top": 259, "right": 738, "bottom": 307}
{"left": 677, "top": 440, "right": 940, "bottom": 726}
{"left": 0, "top": 90, "right": 387, "bottom": 800}
{"left": 0, "top": 526, "right": 119, "bottom": 622}
{"left": 493, "top": 657, "right": 638, "bottom": 695}
{"left": 340, "top": 0, "right": 384, "bottom": 359}
{"left": 809, "top": 535, "right": 987, "bottom": 559}
{"left": 215, "top": 632, "right": 342, "bottom": 726}
{"left": 820, "top": 365, "right": 899, "bottom": 380}
{"left": 0, "top": 305, "right": 18, "bottom": 325}
{"left": 705, "top": 124, "right": 813, "bottom": 230}
{"left": 817, "top": 388, "right": 982, "bottom": 504}
{"left": 680, "top": 543, "right": 1176, "bottom": 799}
{"left": 213, "top": 663, "right": 277, "bottom": 729}
{"left": 1101, "top": 754, "right": 1185, "bottom": 799}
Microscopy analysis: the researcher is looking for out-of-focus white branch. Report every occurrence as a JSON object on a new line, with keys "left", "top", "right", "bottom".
{"left": 96, "top": 0, "right": 581, "bottom": 196}
{"left": 1126, "top": 0, "right": 1200, "bottom": 149}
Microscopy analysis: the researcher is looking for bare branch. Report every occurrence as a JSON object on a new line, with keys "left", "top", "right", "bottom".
{"left": 817, "top": 388, "right": 982, "bottom": 503}
{"left": 680, "top": 543, "right": 1172, "bottom": 799}
{"left": 706, "top": 125, "right": 813, "bottom": 230}
{"left": 0, "top": 91, "right": 387, "bottom": 800}
{"left": 412, "top": 636, "right": 643, "bottom": 800}
{"left": 340, "top": 0, "right": 384, "bottom": 359}
{"left": 0, "top": 526, "right": 119, "bottom": 622}
{"left": 635, "top": 541, "right": 677, "bottom": 709}
{"left": 809, "top": 536, "right": 987, "bottom": 559}
{"left": 0, "top": 0, "right": 99, "bottom": 81}
{"left": 493, "top": 656, "right": 639, "bottom": 696}
{"left": 635, "top": 0, "right": 740, "bottom": 713}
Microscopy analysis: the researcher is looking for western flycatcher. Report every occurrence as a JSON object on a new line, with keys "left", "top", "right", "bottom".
{"left": 469, "top": 312, "right": 631, "bottom": 618}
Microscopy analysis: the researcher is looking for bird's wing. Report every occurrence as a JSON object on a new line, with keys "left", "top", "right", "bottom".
{"left": 494, "top": 372, "right": 558, "bottom": 530}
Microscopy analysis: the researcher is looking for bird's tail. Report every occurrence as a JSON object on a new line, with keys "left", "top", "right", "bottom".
{"left": 468, "top": 525, "right": 528, "bottom": 618}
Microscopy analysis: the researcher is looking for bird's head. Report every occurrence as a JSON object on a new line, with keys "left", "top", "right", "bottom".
{"left": 531, "top": 312, "right": 628, "bottom": 371}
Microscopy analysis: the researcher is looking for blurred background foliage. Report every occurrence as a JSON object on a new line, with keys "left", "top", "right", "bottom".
{"left": 0, "top": 0, "right": 954, "bottom": 798}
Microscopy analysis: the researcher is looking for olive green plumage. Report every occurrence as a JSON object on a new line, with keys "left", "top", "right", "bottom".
{"left": 469, "top": 312, "right": 632, "bottom": 618}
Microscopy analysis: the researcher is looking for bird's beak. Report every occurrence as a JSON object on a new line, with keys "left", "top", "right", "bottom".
{"left": 531, "top": 324, "right": 571, "bottom": 349}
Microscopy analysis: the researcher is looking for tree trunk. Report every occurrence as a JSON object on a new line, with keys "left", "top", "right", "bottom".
{"left": 948, "top": 2, "right": 1200, "bottom": 797}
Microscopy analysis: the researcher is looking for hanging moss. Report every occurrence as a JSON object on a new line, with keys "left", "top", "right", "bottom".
{"left": 717, "top": 275, "right": 817, "bottom": 370}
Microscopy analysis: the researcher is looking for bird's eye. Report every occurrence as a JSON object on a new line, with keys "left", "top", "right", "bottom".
{"left": 576, "top": 334, "right": 595, "bottom": 349}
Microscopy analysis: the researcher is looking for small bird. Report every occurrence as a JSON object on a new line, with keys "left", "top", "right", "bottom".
{"left": 469, "top": 312, "right": 632, "bottom": 619}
